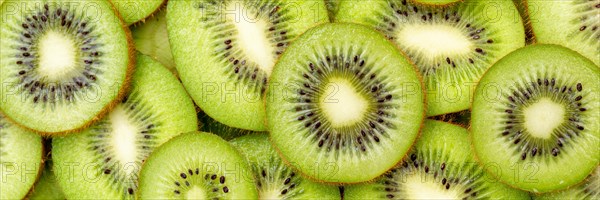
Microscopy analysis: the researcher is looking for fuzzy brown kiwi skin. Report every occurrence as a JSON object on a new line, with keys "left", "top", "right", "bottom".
{"left": 4, "top": 1, "right": 136, "bottom": 136}
{"left": 265, "top": 24, "right": 427, "bottom": 186}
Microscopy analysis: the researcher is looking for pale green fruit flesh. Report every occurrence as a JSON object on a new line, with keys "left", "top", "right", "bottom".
{"left": 111, "top": 0, "right": 164, "bottom": 25}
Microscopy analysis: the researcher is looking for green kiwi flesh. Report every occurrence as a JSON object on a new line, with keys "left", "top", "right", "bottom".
{"left": 198, "top": 111, "right": 265, "bottom": 141}
{"left": 413, "top": 0, "right": 462, "bottom": 6}
{"left": 344, "top": 120, "right": 530, "bottom": 199}
{"left": 0, "top": 0, "right": 134, "bottom": 134}
{"left": 528, "top": 0, "right": 600, "bottom": 66}
{"left": 230, "top": 134, "right": 340, "bottom": 199}
{"left": 27, "top": 160, "right": 66, "bottom": 200}
{"left": 335, "top": 0, "right": 525, "bottom": 116}
{"left": 167, "top": 0, "right": 328, "bottom": 131}
{"left": 111, "top": 0, "right": 164, "bottom": 25}
{"left": 52, "top": 54, "right": 198, "bottom": 199}
{"left": 266, "top": 23, "right": 425, "bottom": 183}
{"left": 0, "top": 113, "right": 43, "bottom": 199}
{"left": 130, "top": 8, "right": 177, "bottom": 75}
{"left": 535, "top": 166, "right": 599, "bottom": 199}
{"left": 471, "top": 44, "right": 600, "bottom": 193}
{"left": 138, "top": 132, "right": 258, "bottom": 199}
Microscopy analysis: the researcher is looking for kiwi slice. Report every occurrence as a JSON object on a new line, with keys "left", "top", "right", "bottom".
{"left": 344, "top": 120, "right": 530, "bottom": 199}
{"left": 0, "top": 0, "right": 134, "bottom": 134}
{"left": 535, "top": 165, "right": 599, "bottom": 199}
{"left": 130, "top": 8, "right": 176, "bottom": 75}
{"left": 267, "top": 23, "right": 425, "bottom": 183}
{"left": 111, "top": 0, "right": 164, "bottom": 25}
{"left": 198, "top": 111, "right": 264, "bottom": 141}
{"left": 528, "top": 0, "right": 600, "bottom": 66}
{"left": 413, "top": 0, "right": 462, "bottom": 6}
{"left": 138, "top": 132, "right": 258, "bottom": 199}
{"left": 52, "top": 54, "right": 198, "bottom": 199}
{"left": 471, "top": 44, "right": 600, "bottom": 193}
{"left": 230, "top": 134, "right": 340, "bottom": 199}
{"left": 28, "top": 160, "right": 66, "bottom": 200}
{"left": 0, "top": 113, "right": 44, "bottom": 199}
{"left": 335, "top": 0, "right": 525, "bottom": 116}
{"left": 167, "top": 0, "right": 328, "bottom": 131}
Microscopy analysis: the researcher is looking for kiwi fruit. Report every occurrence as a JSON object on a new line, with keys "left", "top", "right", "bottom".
{"left": 527, "top": 0, "right": 600, "bottom": 66}
{"left": 138, "top": 132, "right": 258, "bottom": 199}
{"left": 111, "top": 0, "right": 164, "bottom": 25}
{"left": 27, "top": 160, "right": 66, "bottom": 200}
{"left": 335, "top": 0, "right": 525, "bottom": 116}
{"left": 535, "top": 165, "right": 599, "bottom": 199}
{"left": 0, "top": 113, "right": 44, "bottom": 199}
{"left": 344, "top": 120, "right": 530, "bottom": 199}
{"left": 0, "top": 0, "right": 134, "bottom": 134}
{"left": 267, "top": 23, "right": 425, "bottom": 183}
{"left": 198, "top": 111, "right": 265, "bottom": 141}
{"left": 167, "top": 0, "right": 328, "bottom": 131}
{"left": 413, "top": 0, "right": 462, "bottom": 6}
{"left": 230, "top": 134, "right": 340, "bottom": 199}
{"left": 471, "top": 44, "right": 600, "bottom": 193}
{"left": 51, "top": 54, "right": 198, "bottom": 199}
{"left": 130, "top": 8, "right": 177, "bottom": 75}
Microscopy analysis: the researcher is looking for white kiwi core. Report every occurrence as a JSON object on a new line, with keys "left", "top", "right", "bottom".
{"left": 403, "top": 173, "right": 462, "bottom": 199}
{"left": 397, "top": 24, "right": 473, "bottom": 63}
{"left": 319, "top": 78, "right": 368, "bottom": 128}
{"left": 523, "top": 98, "right": 565, "bottom": 139}
{"left": 37, "top": 30, "right": 81, "bottom": 81}
{"left": 226, "top": 3, "right": 275, "bottom": 76}
{"left": 109, "top": 106, "right": 139, "bottom": 173}
{"left": 185, "top": 186, "right": 207, "bottom": 199}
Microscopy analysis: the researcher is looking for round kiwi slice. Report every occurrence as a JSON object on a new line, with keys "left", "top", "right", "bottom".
{"left": 230, "top": 134, "right": 340, "bottom": 199}
{"left": 344, "top": 120, "right": 530, "bottom": 199}
{"left": 111, "top": 0, "right": 164, "bottom": 25}
{"left": 138, "top": 132, "right": 258, "bottom": 199}
{"left": 167, "top": 0, "right": 329, "bottom": 131}
{"left": 0, "top": 0, "right": 134, "bottom": 134}
{"left": 335, "top": 0, "right": 525, "bottom": 116}
{"left": 198, "top": 111, "right": 265, "bottom": 141}
{"left": 130, "top": 8, "right": 177, "bottom": 75}
{"left": 471, "top": 44, "right": 600, "bottom": 193}
{"left": 266, "top": 23, "right": 425, "bottom": 183}
{"left": 52, "top": 54, "right": 198, "bottom": 199}
{"left": 528, "top": 0, "right": 600, "bottom": 66}
{"left": 535, "top": 165, "right": 599, "bottom": 199}
{"left": 0, "top": 113, "right": 43, "bottom": 199}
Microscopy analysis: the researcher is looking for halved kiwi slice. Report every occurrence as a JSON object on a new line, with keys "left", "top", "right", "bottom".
{"left": 528, "top": 0, "right": 600, "bottom": 66}
{"left": 167, "top": 0, "right": 328, "bottom": 131}
{"left": 266, "top": 23, "right": 425, "bottom": 183}
{"left": 335, "top": 0, "right": 525, "bottom": 116}
{"left": 111, "top": 0, "right": 164, "bottom": 25}
{"left": 52, "top": 54, "right": 198, "bottom": 199}
{"left": 535, "top": 165, "right": 599, "bottom": 199}
{"left": 138, "top": 132, "right": 258, "bottom": 199}
{"left": 230, "top": 134, "right": 340, "bottom": 199}
{"left": 0, "top": 113, "right": 43, "bottom": 199}
{"left": 345, "top": 120, "right": 530, "bottom": 199}
{"left": 471, "top": 44, "right": 600, "bottom": 193}
{"left": 130, "top": 8, "right": 176, "bottom": 75}
{"left": 0, "top": 0, "right": 134, "bottom": 134}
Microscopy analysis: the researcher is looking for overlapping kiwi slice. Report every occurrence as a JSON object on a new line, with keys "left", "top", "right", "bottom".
{"left": 51, "top": 54, "right": 198, "bottom": 199}
{"left": 111, "top": 0, "right": 164, "bottom": 25}
{"left": 130, "top": 9, "right": 177, "bottom": 75}
{"left": 167, "top": 0, "right": 328, "bottom": 131}
{"left": 336, "top": 0, "right": 525, "bottom": 116}
{"left": 0, "top": 113, "right": 43, "bottom": 199}
{"left": 535, "top": 166, "right": 599, "bottom": 199}
{"left": 0, "top": 0, "right": 134, "bottom": 134}
{"left": 138, "top": 132, "right": 258, "bottom": 199}
{"left": 344, "top": 120, "right": 530, "bottom": 199}
{"left": 471, "top": 44, "right": 600, "bottom": 193}
{"left": 528, "top": 0, "right": 600, "bottom": 66}
{"left": 267, "top": 23, "right": 425, "bottom": 183}
{"left": 230, "top": 134, "right": 340, "bottom": 199}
